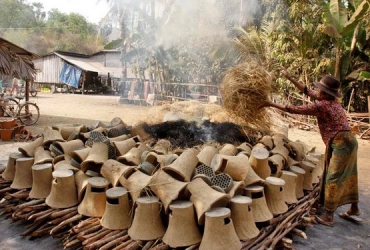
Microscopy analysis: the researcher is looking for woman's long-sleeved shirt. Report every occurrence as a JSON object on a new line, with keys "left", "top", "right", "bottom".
{"left": 287, "top": 89, "right": 350, "bottom": 145}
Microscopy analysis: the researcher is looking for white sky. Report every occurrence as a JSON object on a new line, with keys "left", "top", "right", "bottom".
{"left": 27, "top": 0, "right": 110, "bottom": 24}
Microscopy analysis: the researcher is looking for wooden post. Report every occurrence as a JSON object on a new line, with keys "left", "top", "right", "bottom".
{"left": 368, "top": 96, "right": 370, "bottom": 123}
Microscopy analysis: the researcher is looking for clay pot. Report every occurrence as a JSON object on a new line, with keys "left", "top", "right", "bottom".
{"left": 0, "top": 128, "right": 13, "bottom": 141}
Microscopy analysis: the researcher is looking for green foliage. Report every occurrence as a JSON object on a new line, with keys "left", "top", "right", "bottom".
{"left": 0, "top": 0, "right": 104, "bottom": 55}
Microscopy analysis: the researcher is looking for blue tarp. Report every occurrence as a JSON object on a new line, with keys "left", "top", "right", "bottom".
{"left": 59, "top": 62, "right": 82, "bottom": 88}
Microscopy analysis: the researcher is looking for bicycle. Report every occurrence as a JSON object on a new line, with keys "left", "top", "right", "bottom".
{"left": 1, "top": 94, "right": 40, "bottom": 125}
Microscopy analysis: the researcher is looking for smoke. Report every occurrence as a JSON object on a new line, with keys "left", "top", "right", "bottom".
{"left": 155, "top": 0, "right": 260, "bottom": 49}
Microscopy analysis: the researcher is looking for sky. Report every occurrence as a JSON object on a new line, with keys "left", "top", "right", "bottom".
{"left": 27, "top": 0, "right": 110, "bottom": 24}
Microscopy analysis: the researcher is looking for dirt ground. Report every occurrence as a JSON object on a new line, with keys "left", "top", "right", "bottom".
{"left": 0, "top": 92, "right": 369, "bottom": 249}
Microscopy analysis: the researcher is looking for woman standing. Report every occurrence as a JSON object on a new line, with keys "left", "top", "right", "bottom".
{"left": 261, "top": 70, "right": 361, "bottom": 227}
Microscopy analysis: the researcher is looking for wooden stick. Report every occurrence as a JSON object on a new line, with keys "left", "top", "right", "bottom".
{"left": 63, "top": 238, "right": 81, "bottom": 249}
{"left": 31, "top": 224, "right": 55, "bottom": 237}
{"left": 27, "top": 208, "right": 54, "bottom": 221}
{"left": 51, "top": 227, "right": 71, "bottom": 238}
{"left": 82, "top": 229, "right": 111, "bottom": 246}
{"left": 34, "top": 209, "right": 55, "bottom": 223}
{"left": 17, "top": 199, "right": 45, "bottom": 209}
{"left": 73, "top": 217, "right": 99, "bottom": 230}
{"left": 142, "top": 240, "right": 155, "bottom": 250}
{"left": 291, "top": 228, "right": 307, "bottom": 239}
{"left": 72, "top": 218, "right": 100, "bottom": 233}
{"left": 77, "top": 224, "right": 103, "bottom": 240}
{"left": 85, "top": 230, "right": 126, "bottom": 249}
{"left": 49, "top": 206, "right": 77, "bottom": 219}
{"left": 185, "top": 244, "right": 200, "bottom": 250}
{"left": 48, "top": 209, "right": 79, "bottom": 225}
{"left": 149, "top": 242, "right": 169, "bottom": 250}
{"left": 0, "top": 187, "right": 13, "bottom": 194}
{"left": 50, "top": 214, "right": 83, "bottom": 235}
{"left": 112, "top": 239, "right": 133, "bottom": 250}
{"left": 99, "top": 235, "right": 130, "bottom": 250}
{"left": 20, "top": 219, "right": 46, "bottom": 236}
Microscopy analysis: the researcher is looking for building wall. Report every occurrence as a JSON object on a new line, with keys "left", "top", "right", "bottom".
{"left": 33, "top": 54, "right": 64, "bottom": 84}
{"left": 90, "top": 51, "right": 121, "bottom": 68}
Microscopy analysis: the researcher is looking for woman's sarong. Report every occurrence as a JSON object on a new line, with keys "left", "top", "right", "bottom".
{"left": 323, "top": 131, "right": 359, "bottom": 212}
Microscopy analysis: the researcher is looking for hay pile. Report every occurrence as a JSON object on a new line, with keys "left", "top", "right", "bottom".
{"left": 146, "top": 100, "right": 232, "bottom": 124}
{"left": 220, "top": 62, "right": 273, "bottom": 131}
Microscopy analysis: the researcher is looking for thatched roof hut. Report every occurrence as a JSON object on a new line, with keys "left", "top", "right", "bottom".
{"left": 0, "top": 37, "right": 38, "bottom": 80}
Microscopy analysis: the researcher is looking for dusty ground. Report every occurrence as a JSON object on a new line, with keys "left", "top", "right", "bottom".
{"left": 0, "top": 92, "right": 369, "bottom": 249}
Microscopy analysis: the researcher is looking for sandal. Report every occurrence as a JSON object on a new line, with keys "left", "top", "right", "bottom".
{"left": 339, "top": 212, "right": 363, "bottom": 223}
{"left": 315, "top": 215, "right": 334, "bottom": 227}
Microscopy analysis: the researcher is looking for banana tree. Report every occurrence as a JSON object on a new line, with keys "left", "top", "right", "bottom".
{"left": 321, "top": 0, "right": 369, "bottom": 78}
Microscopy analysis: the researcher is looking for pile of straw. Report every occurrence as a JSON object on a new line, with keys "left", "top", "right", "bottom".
{"left": 220, "top": 62, "right": 273, "bottom": 131}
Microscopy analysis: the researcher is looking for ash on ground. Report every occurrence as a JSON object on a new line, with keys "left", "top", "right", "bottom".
{"left": 143, "top": 120, "right": 255, "bottom": 148}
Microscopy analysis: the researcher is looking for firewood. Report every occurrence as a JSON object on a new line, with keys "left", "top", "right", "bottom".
{"left": 0, "top": 187, "right": 12, "bottom": 194}
{"left": 77, "top": 224, "right": 103, "bottom": 241}
{"left": 99, "top": 235, "right": 130, "bottom": 250}
{"left": 111, "top": 239, "right": 133, "bottom": 250}
{"left": 49, "top": 206, "right": 77, "bottom": 219}
{"left": 302, "top": 216, "right": 315, "bottom": 224}
{"left": 85, "top": 230, "right": 126, "bottom": 249}
{"left": 142, "top": 240, "right": 155, "bottom": 250}
{"left": 124, "top": 240, "right": 144, "bottom": 250}
{"left": 34, "top": 209, "right": 56, "bottom": 223}
{"left": 50, "top": 214, "right": 83, "bottom": 235}
{"left": 72, "top": 218, "right": 100, "bottom": 233}
{"left": 31, "top": 224, "right": 55, "bottom": 237}
{"left": 17, "top": 209, "right": 38, "bottom": 220}
{"left": 82, "top": 228, "right": 111, "bottom": 246}
{"left": 17, "top": 199, "right": 45, "bottom": 209}
{"left": 27, "top": 208, "right": 54, "bottom": 221}
{"left": 150, "top": 242, "right": 170, "bottom": 250}
{"left": 20, "top": 203, "right": 48, "bottom": 213}
{"left": 51, "top": 227, "right": 71, "bottom": 238}
{"left": 185, "top": 244, "right": 200, "bottom": 250}
{"left": 20, "top": 219, "right": 46, "bottom": 236}
{"left": 291, "top": 228, "right": 307, "bottom": 239}
{"left": 48, "top": 209, "right": 79, "bottom": 225}
{"left": 5, "top": 190, "right": 29, "bottom": 200}
{"left": 73, "top": 217, "right": 99, "bottom": 230}
{"left": 63, "top": 238, "right": 81, "bottom": 249}
{"left": 281, "top": 237, "right": 293, "bottom": 245}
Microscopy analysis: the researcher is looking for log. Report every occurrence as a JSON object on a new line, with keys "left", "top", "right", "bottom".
{"left": 85, "top": 230, "right": 126, "bottom": 249}
{"left": 50, "top": 214, "right": 83, "bottom": 235}
{"left": 100, "top": 235, "right": 130, "bottom": 250}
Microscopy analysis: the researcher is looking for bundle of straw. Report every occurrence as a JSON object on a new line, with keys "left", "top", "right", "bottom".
{"left": 220, "top": 62, "right": 272, "bottom": 131}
